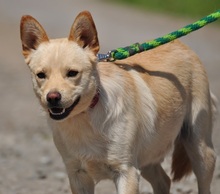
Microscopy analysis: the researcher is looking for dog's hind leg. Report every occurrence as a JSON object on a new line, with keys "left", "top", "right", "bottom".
{"left": 172, "top": 97, "right": 216, "bottom": 194}
{"left": 141, "top": 164, "right": 171, "bottom": 194}
{"left": 182, "top": 122, "right": 216, "bottom": 193}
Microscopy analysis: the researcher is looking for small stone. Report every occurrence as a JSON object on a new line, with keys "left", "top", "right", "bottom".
{"left": 182, "top": 186, "right": 193, "bottom": 193}
{"left": 53, "top": 171, "right": 66, "bottom": 181}
{"left": 176, "top": 187, "right": 183, "bottom": 192}
{"left": 39, "top": 156, "right": 52, "bottom": 165}
{"left": 36, "top": 169, "right": 47, "bottom": 179}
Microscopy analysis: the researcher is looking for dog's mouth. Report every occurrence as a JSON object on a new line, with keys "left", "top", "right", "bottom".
{"left": 48, "top": 96, "right": 80, "bottom": 120}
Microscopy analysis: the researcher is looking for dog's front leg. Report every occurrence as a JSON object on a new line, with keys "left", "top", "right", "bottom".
{"left": 65, "top": 161, "right": 94, "bottom": 194}
{"left": 114, "top": 166, "right": 140, "bottom": 194}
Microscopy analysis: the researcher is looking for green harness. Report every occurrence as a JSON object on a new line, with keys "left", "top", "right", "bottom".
{"left": 97, "top": 9, "right": 220, "bottom": 62}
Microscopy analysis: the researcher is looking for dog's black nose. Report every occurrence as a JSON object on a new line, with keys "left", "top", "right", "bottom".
{"left": 47, "top": 91, "right": 61, "bottom": 106}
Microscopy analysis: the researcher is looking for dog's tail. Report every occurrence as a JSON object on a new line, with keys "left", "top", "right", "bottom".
{"left": 171, "top": 122, "right": 192, "bottom": 181}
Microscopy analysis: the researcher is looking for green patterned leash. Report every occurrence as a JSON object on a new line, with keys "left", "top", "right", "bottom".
{"left": 97, "top": 9, "right": 220, "bottom": 62}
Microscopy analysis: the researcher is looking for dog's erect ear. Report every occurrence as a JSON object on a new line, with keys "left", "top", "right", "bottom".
{"left": 69, "top": 11, "right": 99, "bottom": 54}
{"left": 20, "top": 15, "right": 49, "bottom": 57}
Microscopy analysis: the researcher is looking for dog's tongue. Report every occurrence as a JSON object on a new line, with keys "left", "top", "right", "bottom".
{"left": 49, "top": 108, "right": 65, "bottom": 115}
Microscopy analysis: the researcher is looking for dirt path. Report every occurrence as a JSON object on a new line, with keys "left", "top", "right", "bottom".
{"left": 0, "top": 0, "right": 219, "bottom": 193}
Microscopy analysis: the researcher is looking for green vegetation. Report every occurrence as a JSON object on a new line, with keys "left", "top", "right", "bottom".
{"left": 109, "top": 0, "right": 220, "bottom": 19}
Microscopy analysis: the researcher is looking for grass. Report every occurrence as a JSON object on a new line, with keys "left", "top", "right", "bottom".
{"left": 108, "top": 0, "right": 220, "bottom": 22}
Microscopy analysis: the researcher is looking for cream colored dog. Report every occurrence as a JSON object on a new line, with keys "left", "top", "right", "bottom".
{"left": 20, "top": 11, "right": 217, "bottom": 194}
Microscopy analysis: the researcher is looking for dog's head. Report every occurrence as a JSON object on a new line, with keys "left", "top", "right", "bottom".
{"left": 20, "top": 11, "right": 100, "bottom": 121}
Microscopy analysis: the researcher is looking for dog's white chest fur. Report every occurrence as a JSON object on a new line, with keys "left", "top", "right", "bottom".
{"left": 50, "top": 113, "right": 115, "bottom": 181}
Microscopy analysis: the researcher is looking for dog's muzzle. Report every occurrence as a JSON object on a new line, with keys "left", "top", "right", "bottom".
{"left": 46, "top": 92, "right": 80, "bottom": 120}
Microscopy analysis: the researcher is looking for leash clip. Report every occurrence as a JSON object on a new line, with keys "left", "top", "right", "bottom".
{"left": 97, "top": 51, "right": 114, "bottom": 62}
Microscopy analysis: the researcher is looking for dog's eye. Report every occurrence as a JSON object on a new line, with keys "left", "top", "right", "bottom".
{"left": 36, "top": 72, "right": 46, "bottom": 79}
{"left": 67, "top": 70, "right": 79, "bottom": 78}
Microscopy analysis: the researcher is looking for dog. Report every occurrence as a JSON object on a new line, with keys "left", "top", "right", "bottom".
{"left": 20, "top": 11, "right": 217, "bottom": 194}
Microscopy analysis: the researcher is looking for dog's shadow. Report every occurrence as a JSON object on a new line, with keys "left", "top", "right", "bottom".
{"left": 114, "top": 62, "right": 187, "bottom": 101}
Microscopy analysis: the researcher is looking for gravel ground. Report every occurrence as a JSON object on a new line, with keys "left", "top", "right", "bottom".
{"left": 0, "top": 0, "right": 219, "bottom": 193}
